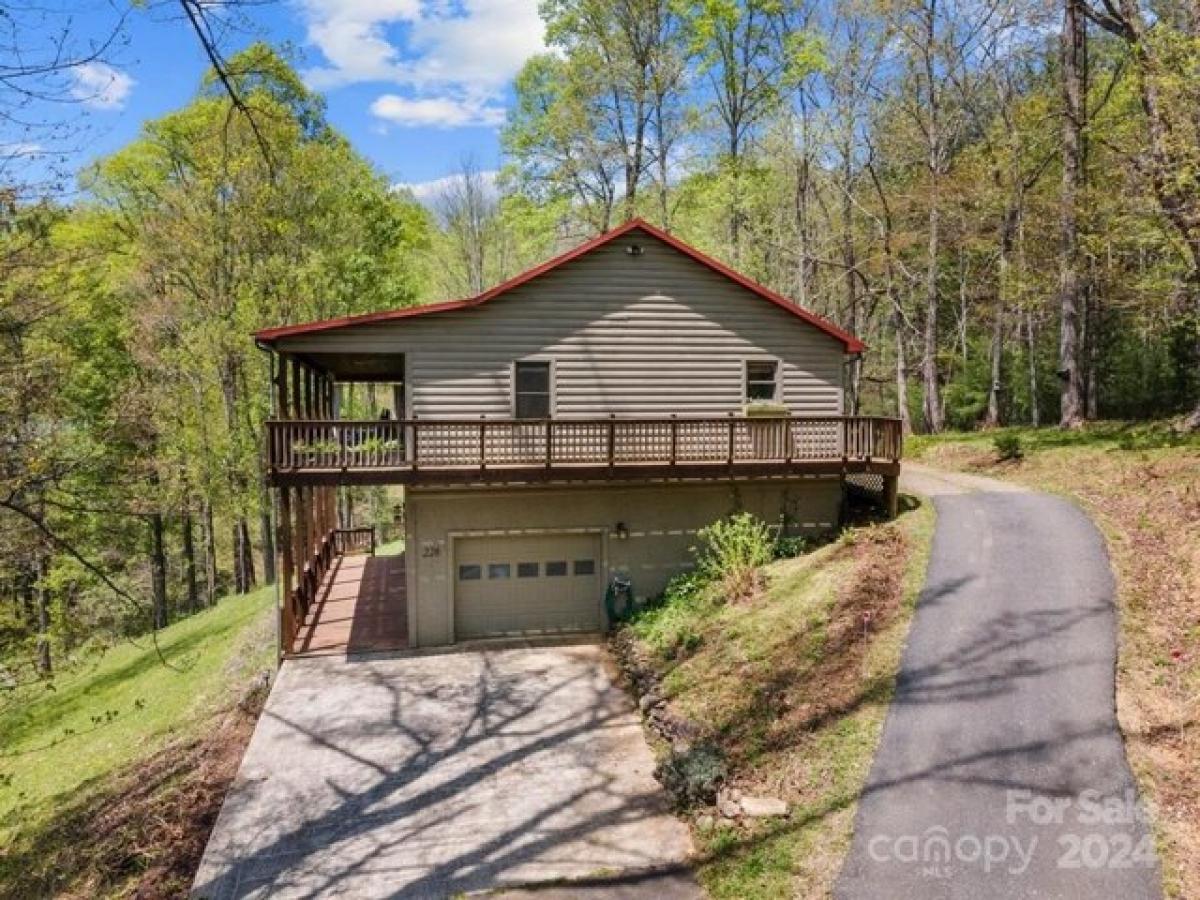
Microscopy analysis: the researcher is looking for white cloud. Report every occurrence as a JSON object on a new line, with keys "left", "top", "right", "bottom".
{"left": 395, "top": 168, "right": 499, "bottom": 204}
{"left": 370, "top": 94, "right": 504, "bottom": 128}
{"left": 70, "top": 62, "right": 134, "bottom": 110}
{"left": 298, "top": 0, "right": 545, "bottom": 129}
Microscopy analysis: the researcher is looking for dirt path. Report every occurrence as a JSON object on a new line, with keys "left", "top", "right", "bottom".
{"left": 836, "top": 464, "right": 1161, "bottom": 899}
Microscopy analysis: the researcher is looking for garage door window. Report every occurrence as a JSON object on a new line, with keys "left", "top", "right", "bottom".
{"left": 488, "top": 563, "right": 511, "bottom": 579}
{"left": 573, "top": 559, "right": 596, "bottom": 576}
{"left": 458, "top": 564, "right": 481, "bottom": 581}
{"left": 546, "top": 561, "right": 568, "bottom": 576}
{"left": 517, "top": 562, "right": 539, "bottom": 578}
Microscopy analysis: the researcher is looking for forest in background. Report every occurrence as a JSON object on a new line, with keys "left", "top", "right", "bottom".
{"left": 3, "top": 0, "right": 1199, "bottom": 689}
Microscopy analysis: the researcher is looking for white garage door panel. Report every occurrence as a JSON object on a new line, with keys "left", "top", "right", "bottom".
{"left": 455, "top": 534, "right": 603, "bottom": 639}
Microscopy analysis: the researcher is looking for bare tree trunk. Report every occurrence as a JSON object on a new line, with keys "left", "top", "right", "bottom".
{"left": 1084, "top": 281, "right": 1100, "bottom": 419}
{"left": 841, "top": 154, "right": 862, "bottom": 414}
{"left": 230, "top": 524, "right": 244, "bottom": 594}
{"left": 919, "top": 1, "right": 945, "bottom": 434}
{"left": 894, "top": 308, "right": 912, "bottom": 435}
{"left": 182, "top": 508, "right": 199, "bottom": 615}
{"left": 20, "top": 569, "right": 34, "bottom": 627}
{"left": 624, "top": 94, "right": 646, "bottom": 220}
{"left": 985, "top": 208, "right": 1019, "bottom": 427}
{"left": 1026, "top": 310, "right": 1041, "bottom": 427}
{"left": 653, "top": 97, "right": 672, "bottom": 229}
{"left": 870, "top": 153, "right": 911, "bottom": 436}
{"left": 234, "top": 518, "right": 255, "bottom": 593}
{"left": 1058, "top": 0, "right": 1086, "bottom": 427}
{"left": 150, "top": 513, "right": 169, "bottom": 629}
{"left": 922, "top": 193, "right": 944, "bottom": 433}
{"left": 202, "top": 499, "right": 218, "bottom": 605}
{"left": 259, "top": 504, "right": 275, "bottom": 586}
{"left": 985, "top": 310, "right": 1004, "bottom": 427}
{"left": 36, "top": 554, "right": 52, "bottom": 676}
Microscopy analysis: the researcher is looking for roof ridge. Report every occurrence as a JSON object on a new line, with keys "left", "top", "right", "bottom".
{"left": 254, "top": 219, "right": 865, "bottom": 353}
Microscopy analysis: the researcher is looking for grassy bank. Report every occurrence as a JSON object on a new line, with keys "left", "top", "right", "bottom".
{"left": 617, "top": 502, "right": 934, "bottom": 898}
{"left": 0, "top": 588, "right": 276, "bottom": 898}
{"left": 908, "top": 421, "right": 1200, "bottom": 899}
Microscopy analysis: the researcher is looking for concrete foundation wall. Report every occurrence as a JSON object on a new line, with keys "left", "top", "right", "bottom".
{"left": 404, "top": 477, "right": 842, "bottom": 647}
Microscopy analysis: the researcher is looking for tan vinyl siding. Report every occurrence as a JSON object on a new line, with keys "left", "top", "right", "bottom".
{"left": 405, "top": 477, "right": 842, "bottom": 647}
{"left": 277, "top": 231, "right": 846, "bottom": 417}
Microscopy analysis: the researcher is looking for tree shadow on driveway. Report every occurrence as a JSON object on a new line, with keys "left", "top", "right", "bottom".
{"left": 191, "top": 645, "right": 694, "bottom": 899}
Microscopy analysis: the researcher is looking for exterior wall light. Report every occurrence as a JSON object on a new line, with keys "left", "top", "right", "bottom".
{"left": 625, "top": 244, "right": 644, "bottom": 256}
{"left": 614, "top": 522, "right": 630, "bottom": 540}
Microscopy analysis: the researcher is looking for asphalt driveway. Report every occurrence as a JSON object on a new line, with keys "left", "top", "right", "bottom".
{"left": 837, "top": 464, "right": 1161, "bottom": 899}
{"left": 192, "top": 643, "right": 694, "bottom": 899}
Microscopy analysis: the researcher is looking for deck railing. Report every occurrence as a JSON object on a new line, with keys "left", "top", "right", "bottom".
{"left": 267, "top": 415, "right": 902, "bottom": 479}
{"left": 333, "top": 526, "right": 376, "bottom": 555}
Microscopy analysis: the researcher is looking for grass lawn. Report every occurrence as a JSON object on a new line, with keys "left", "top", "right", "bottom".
{"left": 376, "top": 537, "right": 405, "bottom": 556}
{"left": 0, "top": 587, "right": 276, "bottom": 897}
{"left": 618, "top": 501, "right": 935, "bottom": 898}
{"left": 908, "top": 421, "right": 1200, "bottom": 899}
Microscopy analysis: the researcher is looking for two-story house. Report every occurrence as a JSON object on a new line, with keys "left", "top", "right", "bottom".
{"left": 255, "top": 219, "right": 901, "bottom": 654}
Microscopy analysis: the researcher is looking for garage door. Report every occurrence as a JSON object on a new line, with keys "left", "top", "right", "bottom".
{"left": 454, "top": 533, "right": 603, "bottom": 639}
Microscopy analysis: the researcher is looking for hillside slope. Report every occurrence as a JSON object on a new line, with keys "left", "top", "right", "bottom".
{"left": 0, "top": 588, "right": 275, "bottom": 898}
{"left": 616, "top": 503, "right": 934, "bottom": 898}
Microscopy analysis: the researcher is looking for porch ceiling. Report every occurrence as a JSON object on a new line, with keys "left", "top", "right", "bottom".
{"left": 293, "top": 351, "right": 404, "bottom": 382}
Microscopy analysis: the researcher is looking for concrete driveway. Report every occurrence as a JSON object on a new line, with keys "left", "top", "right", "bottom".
{"left": 192, "top": 643, "right": 694, "bottom": 899}
{"left": 837, "top": 464, "right": 1161, "bottom": 899}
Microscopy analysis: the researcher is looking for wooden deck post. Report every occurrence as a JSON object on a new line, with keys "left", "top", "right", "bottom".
{"left": 883, "top": 474, "right": 900, "bottom": 519}
{"left": 727, "top": 415, "right": 735, "bottom": 471}
{"left": 277, "top": 486, "right": 295, "bottom": 654}
{"left": 606, "top": 414, "right": 615, "bottom": 474}
{"left": 295, "top": 485, "right": 311, "bottom": 617}
{"left": 290, "top": 358, "right": 302, "bottom": 422}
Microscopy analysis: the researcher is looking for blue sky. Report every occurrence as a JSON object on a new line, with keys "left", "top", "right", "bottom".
{"left": 18, "top": 0, "right": 547, "bottom": 195}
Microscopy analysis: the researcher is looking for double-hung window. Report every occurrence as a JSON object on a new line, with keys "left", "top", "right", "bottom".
{"left": 514, "top": 361, "right": 552, "bottom": 419}
{"left": 745, "top": 360, "right": 780, "bottom": 403}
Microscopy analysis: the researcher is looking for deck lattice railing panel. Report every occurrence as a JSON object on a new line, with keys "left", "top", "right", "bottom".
{"left": 267, "top": 415, "right": 901, "bottom": 477}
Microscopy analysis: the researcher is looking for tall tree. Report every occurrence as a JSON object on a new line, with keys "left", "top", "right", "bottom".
{"left": 432, "top": 159, "right": 501, "bottom": 295}
{"left": 684, "top": 0, "right": 820, "bottom": 257}
{"left": 505, "top": 54, "right": 622, "bottom": 232}
{"left": 1082, "top": 0, "right": 1200, "bottom": 427}
{"left": 1059, "top": 0, "right": 1088, "bottom": 426}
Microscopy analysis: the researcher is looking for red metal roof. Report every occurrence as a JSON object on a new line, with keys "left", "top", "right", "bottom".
{"left": 254, "top": 218, "right": 865, "bottom": 352}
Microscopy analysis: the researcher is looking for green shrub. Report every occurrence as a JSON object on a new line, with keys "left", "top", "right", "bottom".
{"left": 628, "top": 514, "right": 777, "bottom": 652}
{"left": 629, "top": 571, "right": 717, "bottom": 658}
{"left": 697, "top": 512, "right": 774, "bottom": 602}
{"left": 656, "top": 742, "right": 727, "bottom": 807}
{"left": 992, "top": 432, "right": 1024, "bottom": 461}
{"left": 773, "top": 534, "right": 809, "bottom": 559}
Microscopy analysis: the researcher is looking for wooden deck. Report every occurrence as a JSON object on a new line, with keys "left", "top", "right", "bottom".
{"left": 266, "top": 415, "right": 903, "bottom": 487}
{"left": 290, "top": 552, "right": 408, "bottom": 657}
